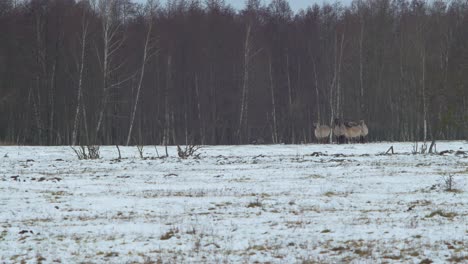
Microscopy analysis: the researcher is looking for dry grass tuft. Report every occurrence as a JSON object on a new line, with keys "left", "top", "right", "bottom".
{"left": 426, "top": 210, "right": 457, "bottom": 219}
{"left": 160, "top": 228, "right": 178, "bottom": 240}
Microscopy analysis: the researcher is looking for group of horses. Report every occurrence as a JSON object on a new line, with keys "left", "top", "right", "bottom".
{"left": 314, "top": 119, "right": 368, "bottom": 144}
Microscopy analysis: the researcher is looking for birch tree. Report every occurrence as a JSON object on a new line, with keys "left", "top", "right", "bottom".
{"left": 95, "top": 0, "right": 125, "bottom": 142}
{"left": 72, "top": 2, "right": 91, "bottom": 146}
{"left": 269, "top": 55, "right": 278, "bottom": 143}
{"left": 126, "top": 0, "right": 157, "bottom": 146}
{"left": 237, "top": 23, "right": 251, "bottom": 144}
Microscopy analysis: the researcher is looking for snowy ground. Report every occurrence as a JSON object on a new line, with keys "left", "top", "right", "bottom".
{"left": 0, "top": 142, "right": 467, "bottom": 263}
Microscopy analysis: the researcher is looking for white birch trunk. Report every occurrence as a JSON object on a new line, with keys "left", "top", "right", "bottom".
{"left": 422, "top": 49, "right": 427, "bottom": 143}
{"left": 336, "top": 33, "right": 345, "bottom": 120}
{"left": 72, "top": 17, "right": 89, "bottom": 146}
{"left": 329, "top": 34, "right": 338, "bottom": 143}
{"left": 238, "top": 24, "right": 251, "bottom": 143}
{"left": 269, "top": 56, "right": 278, "bottom": 144}
{"left": 313, "top": 60, "right": 320, "bottom": 124}
{"left": 359, "top": 15, "right": 364, "bottom": 115}
{"left": 126, "top": 10, "right": 153, "bottom": 146}
{"left": 96, "top": 0, "right": 123, "bottom": 141}
{"left": 286, "top": 52, "right": 294, "bottom": 143}
{"left": 194, "top": 75, "right": 205, "bottom": 145}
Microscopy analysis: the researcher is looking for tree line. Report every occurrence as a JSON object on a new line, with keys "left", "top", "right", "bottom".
{"left": 1, "top": 0, "right": 467, "bottom": 146}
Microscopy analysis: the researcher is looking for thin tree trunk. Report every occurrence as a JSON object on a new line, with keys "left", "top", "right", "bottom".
{"left": 32, "top": 82, "right": 43, "bottom": 144}
{"left": 48, "top": 61, "right": 56, "bottom": 144}
{"left": 209, "top": 66, "right": 216, "bottom": 144}
{"left": 95, "top": 0, "right": 123, "bottom": 143}
{"left": 286, "top": 52, "right": 294, "bottom": 143}
{"left": 164, "top": 55, "right": 171, "bottom": 147}
{"left": 194, "top": 74, "right": 204, "bottom": 144}
{"left": 336, "top": 32, "right": 345, "bottom": 120}
{"left": 81, "top": 88, "right": 89, "bottom": 144}
{"left": 329, "top": 34, "right": 338, "bottom": 143}
{"left": 269, "top": 56, "right": 278, "bottom": 144}
{"left": 72, "top": 18, "right": 88, "bottom": 146}
{"left": 359, "top": 15, "right": 365, "bottom": 116}
{"left": 48, "top": 17, "right": 63, "bottom": 145}
{"left": 422, "top": 49, "right": 427, "bottom": 143}
{"left": 441, "top": 31, "right": 451, "bottom": 139}
{"left": 237, "top": 24, "right": 251, "bottom": 144}
{"left": 126, "top": 15, "right": 152, "bottom": 146}
{"left": 95, "top": 18, "right": 109, "bottom": 139}
{"left": 33, "top": 10, "right": 46, "bottom": 145}
{"left": 313, "top": 60, "right": 320, "bottom": 124}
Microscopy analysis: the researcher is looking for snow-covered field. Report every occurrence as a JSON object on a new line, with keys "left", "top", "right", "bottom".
{"left": 0, "top": 142, "right": 467, "bottom": 263}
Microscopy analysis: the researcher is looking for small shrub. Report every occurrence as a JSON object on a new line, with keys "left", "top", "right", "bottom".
{"left": 71, "top": 145, "right": 100, "bottom": 160}
{"left": 177, "top": 144, "right": 201, "bottom": 159}
{"left": 247, "top": 198, "right": 262, "bottom": 208}
{"left": 412, "top": 142, "right": 428, "bottom": 154}
{"left": 160, "top": 228, "right": 178, "bottom": 240}
{"left": 442, "top": 174, "right": 460, "bottom": 192}
{"left": 137, "top": 145, "right": 144, "bottom": 159}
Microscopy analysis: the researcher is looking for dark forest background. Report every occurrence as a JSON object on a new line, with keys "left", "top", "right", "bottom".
{"left": 1, "top": 0, "right": 467, "bottom": 145}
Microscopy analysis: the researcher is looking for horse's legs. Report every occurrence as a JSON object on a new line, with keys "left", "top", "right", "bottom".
{"left": 360, "top": 136, "right": 367, "bottom": 143}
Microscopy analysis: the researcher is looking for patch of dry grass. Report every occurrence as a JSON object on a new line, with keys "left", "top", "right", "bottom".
{"left": 425, "top": 210, "right": 457, "bottom": 219}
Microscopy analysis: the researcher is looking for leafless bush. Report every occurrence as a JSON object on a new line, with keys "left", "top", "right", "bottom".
{"left": 71, "top": 145, "right": 100, "bottom": 160}
{"left": 177, "top": 144, "right": 201, "bottom": 159}
{"left": 88, "top": 146, "right": 100, "bottom": 159}
{"left": 442, "top": 174, "right": 457, "bottom": 192}
{"left": 137, "top": 145, "right": 144, "bottom": 159}
{"left": 412, "top": 142, "right": 427, "bottom": 154}
{"left": 246, "top": 197, "right": 263, "bottom": 208}
{"left": 420, "top": 143, "right": 428, "bottom": 154}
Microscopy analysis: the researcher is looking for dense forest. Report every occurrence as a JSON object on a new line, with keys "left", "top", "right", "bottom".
{"left": 1, "top": 0, "right": 467, "bottom": 145}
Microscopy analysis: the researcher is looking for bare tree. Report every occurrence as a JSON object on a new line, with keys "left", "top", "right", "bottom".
{"left": 286, "top": 51, "right": 294, "bottom": 143}
{"left": 268, "top": 55, "right": 278, "bottom": 144}
{"left": 95, "top": 0, "right": 125, "bottom": 142}
{"left": 163, "top": 54, "right": 172, "bottom": 156}
{"left": 72, "top": 3, "right": 90, "bottom": 146}
{"left": 358, "top": 1, "right": 365, "bottom": 117}
{"left": 194, "top": 74, "right": 205, "bottom": 145}
{"left": 336, "top": 32, "right": 345, "bottom": 121}
{"left": 237, "top": 24, "right": 251, "bottom": 144}
{"left": 313, "top": 60, "right": 320, "bottom": 125}
{"left": 31, "top": 2, "right": 47, "bottom": 145}
{"left": 126, "top": 0, "right": 157, "bottom": 146}
{"left": 421, "top": 47, "right": 427, "bottom": 143}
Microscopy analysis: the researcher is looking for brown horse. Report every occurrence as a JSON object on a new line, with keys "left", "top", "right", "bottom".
{"left": 333, "top": 118, "right": 346, "bottom": 144}
{"left": 314, "top": 123, "right": 331, "bottom": 143}
{"left": 344, "top": 122, "right": 362, "bottom": 143}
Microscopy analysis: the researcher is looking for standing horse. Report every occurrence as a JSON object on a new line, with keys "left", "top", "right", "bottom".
{"left": 333, "top": 118, "right": 346, "bottom": 144}
{"left": 314, "top": 123, "right": 331, "bottom": 143}
{"left": 344, "top": 121, "right": 362, "bottom": 143}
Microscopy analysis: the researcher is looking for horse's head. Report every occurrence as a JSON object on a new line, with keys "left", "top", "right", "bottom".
{"left": 334, "top": 118, "right": 341, "bottom": 126}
